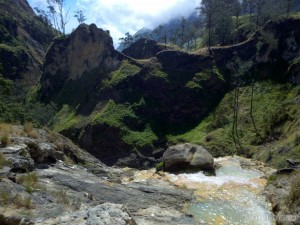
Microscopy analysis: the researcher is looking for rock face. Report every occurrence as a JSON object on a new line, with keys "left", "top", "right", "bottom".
{"left": 37, "top": 203, "right": 137, "bottom": 225}
{"left": 0, "top": 0, "right": 55, "bottom": 88}
{"left": 40, "top": 24, "right": 124, "bottom": 110}
{"left": 122, "top": 38, "right": 174, "bottom": 59}
{"left": 265, "top": 173, "right": 300, "bottom": 225}
{"left": 211, "top": 18, "right": 300, "bottom": 84}
{"left": 163, "top": 143, "right": 214, "bottom": 172}
{"left": 39, "top": 18, "right": 300, "bottom": 169}
{"left": 0, "top": 127, "right": 197, "bottom": 224}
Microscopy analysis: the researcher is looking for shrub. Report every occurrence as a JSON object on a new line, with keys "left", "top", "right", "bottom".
{"left": 0, "top": 153, "right": 10, "bottom": 169}
{"left": 0, "top": 191, "right": 34, "bottom": 209}
{"left": 24, "top": 122, "right": 33, "bottom": 134}
{"left": 0, "top": 134, "right": 9, "bottom": 147}
{"left": 294, "top": 134, "right": 300, "bottom": 146}
{"left": 286, "top": 174, "right": 300, "bottom": 207}
{"left": 155, "top": 161, "right": 164, "bottom": 172}
{"left": 51, "top": 190, "right": 70, "bottom": 205}
{"left": 14, "top": 194, "right": 34, "bottom": 209}
{"left": 267, "top": 174, "right": 277, "bottom": 184}
{"left": 16, "top": 172, "right": 38, "bottom": 193}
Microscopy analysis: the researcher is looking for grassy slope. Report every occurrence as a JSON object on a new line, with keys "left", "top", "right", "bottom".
{"left": 167, "top": 82, "right": 300, "bottom": 168}
{"left": 0, "top": 0, "right": 58, "bottom": 126}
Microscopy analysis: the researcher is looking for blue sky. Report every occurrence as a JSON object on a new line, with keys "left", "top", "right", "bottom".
{"left": 28, "top": 0, "right": 198, "bottom": 47}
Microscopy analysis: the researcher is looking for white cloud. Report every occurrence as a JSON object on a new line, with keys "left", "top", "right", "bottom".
{"left": 28, "top": 0, "right": 199, "bottom": 47}
{"left": 76, "top": 0, "right": 198, "bottom": 46}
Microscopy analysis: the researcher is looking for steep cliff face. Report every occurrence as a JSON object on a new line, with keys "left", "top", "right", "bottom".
{"left": 40, "top": 18, "right": 300, "bottom": 168}
{"left": 39, "top": 24, "right": 226, "bottom": 167}
{"left": 0, "top": 0, "right": 55, "bottom": 89}
{"left": 211, "top": 18, "right": 300, "bottom": 84}
{"left": 40, "top": 24, "right": 124, "bottom": 110}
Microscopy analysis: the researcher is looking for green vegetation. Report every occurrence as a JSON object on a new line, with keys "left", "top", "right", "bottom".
{"left": 0, "top": 0, "right": 57, "bottom": 127}
{"left": 109, "top": 60, "right": 141, "bottom": 85}
{"left": 0, "top": 134, "right": 10, "bottom": 147}
{"left": 155, "top": 161, "right": 164, "bottom": 172}
{"left": 92, "top": 100, "right": 157, "bottom": 149}
{"left": 267, "top": 174, "right": 278, "bottom": 184}
{"left": 186, "top": 67, "right": 224, "bottom": 89}
{"left": 149, "top": 69, "right": 168, "bottom": 81}
{"left": 52, "top": 105, "right": 79, "bottom": 132}
{"left": 167, "top": 82, "right": 300, "bottom": 168}
{"left": 286, "top": 174, "right": 300, "bottom": 207}
{"left": 0, "top": 153, "right": 10, "bottom": 169}
{"left": 24, "top": 122, "right": 33, "bottom": 134}
{"left": 122, "top": 124, "right": 158, "bottom": 148}
{"left": 0, "top": 191, "right": 33, "bottom": 209}
{"left": 16, "top": 172, "right": 39, "bottom": 193}
{"left": 51, "top": 190, "right": 70, "bottom": 206}
{"left": 92, "top": 100, "right": 136, "bottom": 127}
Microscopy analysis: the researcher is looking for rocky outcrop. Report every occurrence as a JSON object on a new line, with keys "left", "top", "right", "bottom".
{"left": 39, "top": 23, "right": 226, "bottom": 168}
{"left": 0, "top": 127, "right": 197, "bottom": 224}
{"left": 40, "top": 24, "right": 124, "bottom": 110}
{"left": 211, "top": 18, "right": 300, "bottom": 84}
{"left": 0, "top": 0, "right": 55, "bottom": 88}
{"left": 37, "top": 203, "right": 137, "bottom": 225}
{"left": 122, "top": 38, "right": 174, "bottom": 59}
{"left": 163, "top": 143, "right": 214, "bottom": 172}
{"left": 39, "top": 18, "right": 300, "bottom": 169}
{"left": 265, "top": 173, "right": 300, "bottom": 225}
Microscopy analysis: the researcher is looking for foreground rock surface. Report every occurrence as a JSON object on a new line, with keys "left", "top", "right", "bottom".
{"left": 37, "top": 203, "right": 137, "bottom": 225}
{"left": 163, "top": 143, "right": 214, "bottom": 172}
{"left": 0, "top": 126, "right": 195, "bottom": 224}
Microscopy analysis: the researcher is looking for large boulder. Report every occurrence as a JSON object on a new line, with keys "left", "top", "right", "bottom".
{"left": 163, "top": 143, "right": 214, "bottom": 172}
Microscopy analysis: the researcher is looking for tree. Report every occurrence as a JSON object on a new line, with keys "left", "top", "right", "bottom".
{"left": 46, "top": 0, "right": 59, "bottom": 31}
{"left": 46, "top": 0, "right": 70, "bottom": 34}
{"left": 199, "top": 0, "right": 218, "bottom": 53}
{"left": 56, "top": 0, "right": 70, "bottom": 34}
{"left": 74, "top": 10, "right": 87, "bottom": 25}
{"left": 34, "top": 7, "right": 51, "bottom": 27}
{"left": 285, "top": 0, "right": 293, "bottom": 16}
{"left": 179, "top": 16, "right": 186, "bottom": 48}
{"left": 153, "top": 25, "right": 164, "bottom": 42}
{"left": 119, "top": 32, "right": 134, "bottom": 48}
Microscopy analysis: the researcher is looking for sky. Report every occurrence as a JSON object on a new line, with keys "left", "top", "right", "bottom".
{"left": 28, "top": 0, "right": 199, "bottom": 47}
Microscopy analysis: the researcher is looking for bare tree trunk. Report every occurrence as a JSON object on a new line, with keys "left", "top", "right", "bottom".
{"left": 250, "top": 79, "right": 259, "bottom": 135}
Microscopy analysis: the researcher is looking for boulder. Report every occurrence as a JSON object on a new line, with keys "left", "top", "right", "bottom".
{"left": 163, "top": 143, "right": 214, "bottom": 172}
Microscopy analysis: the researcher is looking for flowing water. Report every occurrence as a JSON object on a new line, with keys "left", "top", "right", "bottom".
{"left": 129, "top": 156, "right": 275, "bottom": 225}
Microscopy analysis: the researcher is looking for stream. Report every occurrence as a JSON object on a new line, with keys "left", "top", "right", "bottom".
{"left": 128, "top": 156, "right": 275, "bottom": 225}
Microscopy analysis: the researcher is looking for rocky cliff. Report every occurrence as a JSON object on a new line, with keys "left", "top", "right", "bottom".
{"left": 0, "top": 125, "right": 195, "bottom": 224}
{"left": 39, "top": 23, "right": 227, "bottom": 167}
{"left": 39, "top": 18, "right": 300, "bottom": 169}
{"left": 40, "top": 24, "right": 124, "bottom": 109}
{"left": 0, "top": 0, "right": 55, "bottom": 89}
{"left": 122, "top": 38, "right": 175, "bottom": 59}
{"left": 0, "top": 0, "right": 57, "bottom": 125}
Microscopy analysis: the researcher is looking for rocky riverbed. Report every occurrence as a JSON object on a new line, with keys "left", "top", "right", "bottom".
{"left": 0, "top": 126, "right": 299, "bottom": 225}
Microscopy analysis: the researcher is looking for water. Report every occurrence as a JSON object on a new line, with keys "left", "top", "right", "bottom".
{"left": 185, "top": 157, "right": 275, "bottom": 225}
{"left": 129, "top": 156, "right": 275, "bottom": 225}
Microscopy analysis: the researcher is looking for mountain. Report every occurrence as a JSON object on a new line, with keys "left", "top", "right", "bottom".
{"left": 39, "top": 17, "right": 300, "bottom": 171}
{"left": 117, "top": 12, "right": 200, "bottom": 51}
{"left": 0, "top": 0, "right": 56, "bottom": 124}
{"left": 0, "top": 0, "right": 55, "bottom": 88}
{"left": 0, "top": 1, "right": 299, "bottom": 224}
